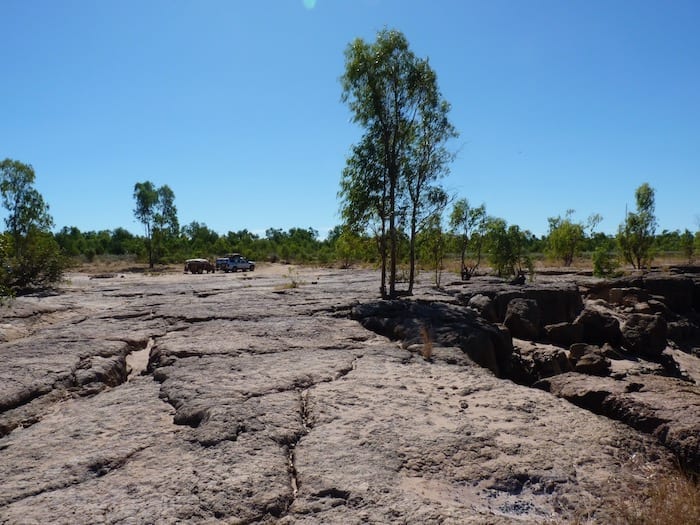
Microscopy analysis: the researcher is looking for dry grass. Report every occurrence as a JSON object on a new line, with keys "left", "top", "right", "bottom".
{"left": 419, "top": 324, "right": 433, "bottom": 361}
{"left": 611, "top": 468, "right": 700, "bottom": 525}
{"left": 543, "top": 466, "right": 700, "bottom": 524}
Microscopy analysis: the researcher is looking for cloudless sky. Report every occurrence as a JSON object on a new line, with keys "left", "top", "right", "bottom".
{"left": 2, "top": 0, "right": 698, "bottom": 239}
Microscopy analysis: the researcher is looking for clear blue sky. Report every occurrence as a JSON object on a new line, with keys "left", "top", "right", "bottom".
{"left": 2, "top": 0, "right": 698, "bottom": 239}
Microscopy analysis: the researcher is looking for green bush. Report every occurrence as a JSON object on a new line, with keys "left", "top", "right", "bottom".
{"left": 592, "top": 242, "right": 619, "bottom": 278}
{"left": 2, "top": 229, "right": 66, "bottom": 293}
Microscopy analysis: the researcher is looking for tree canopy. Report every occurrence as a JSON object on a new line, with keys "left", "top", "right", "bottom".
{"left": 0, "top": 158, "right": 63, "bottom": 294}
{"left": 339, "top": 28, "right": 455, "bottom": 297}
{"left": 618, "top": 183, "right": 657, "bottom": 269}
{"left": 133, "top": 181, "right": 179, "bottom": 268}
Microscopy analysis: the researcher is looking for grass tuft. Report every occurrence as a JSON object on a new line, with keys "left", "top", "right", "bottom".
{"left": 420, "top": 324, "right": 433, "bottom": 361}
{"left": 613, "top": 468, "right": 700, "bottom": 525}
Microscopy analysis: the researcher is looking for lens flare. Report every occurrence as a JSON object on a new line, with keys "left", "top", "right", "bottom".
{"left": 303, "top": 0, "right": 317, "bottom": 9}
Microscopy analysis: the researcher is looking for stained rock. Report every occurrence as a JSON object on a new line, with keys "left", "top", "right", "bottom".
{"left": 504, "top": 298, "right": 541, "bottom": 341}
{"left": 621, "top": 313, "right": 668, "bottom": 358}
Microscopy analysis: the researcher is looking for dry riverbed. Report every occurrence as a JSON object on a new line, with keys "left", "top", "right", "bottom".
{"left": 0, "top": 265, "right": 696, "bottom": 523}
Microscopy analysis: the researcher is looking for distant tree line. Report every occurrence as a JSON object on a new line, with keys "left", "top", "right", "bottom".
{"left": 2, "top": 29, "right": 699, "bottom": 299}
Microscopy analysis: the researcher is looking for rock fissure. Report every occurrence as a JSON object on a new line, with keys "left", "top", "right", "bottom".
{"left": 284, "top": 388, "right": 313, "bottom": 515}
{"left": 2, "top": 267, "right": 698, "bottom": 523}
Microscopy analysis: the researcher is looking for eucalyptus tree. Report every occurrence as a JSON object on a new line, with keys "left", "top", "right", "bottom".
{"left": 0, "top": 158, "right": 54, "bottom": 257}
{"left": 546, "top": 210, "right": 585, "bottom": 267}
{"left": 133, "top": 181, "right": 179, "bottom": 268}
{"left": 485, "top": 218, "right": 531, "bottom": 278}
{"left": 617, "top": 183, "right": 657, "bottom": 269}
{"left": 548, "top": 210, "right": 602, "bottom": 267}
{"left": 418, "top": 212, "right": 447, "bottom": 288}
{"left": 340, "top": 28, "right": 455, "bottom": 297}
{"left": 339, "top": 132, "right": 390, "bottom": 294}
{"left": 0, "top": 158, "right": 63, "bottom": 292}
{"left": 405, "top": 93, "right": 456, "bottom": 293}
{"left": 449, "top": 198, "right": 487, "bottom": 279}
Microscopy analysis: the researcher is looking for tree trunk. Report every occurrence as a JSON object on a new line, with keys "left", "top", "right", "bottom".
{"left": 408, "top": 211, "right": 417, "bottom": 295}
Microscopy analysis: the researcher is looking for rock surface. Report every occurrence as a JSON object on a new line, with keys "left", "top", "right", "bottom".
{"left": 1, "top": 267, "right": 698, "bottom": 523}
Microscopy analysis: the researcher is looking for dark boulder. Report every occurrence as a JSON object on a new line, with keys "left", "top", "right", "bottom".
{"left": 544, "top": 322, "right": 584, "bottom": 347}
{"left": 642, "top": 274, "right": 694, "bottom": 313}
{"left": 621, "top": 313, "right": 668, "bottom": 358}
{"left": 574, "top": 351, "right": 611, "bottom": 377}
{"left": 569, "top": 344, "right": 611, "bottom": 377}
{"left": 457, "top": 282, "right": 583, "bottom": 327}
{"left": 573, "top": 303, "right": 622, "bottom": 346}
{"left": 467, "top": 294, "right": 498, "bottom": 323}
{"left": 504, "top": 298, "right": 541, "bottom": 340}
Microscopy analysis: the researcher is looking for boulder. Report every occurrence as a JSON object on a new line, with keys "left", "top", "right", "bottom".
{"left": 621, "top": 314, "right": 668, "bottom": 358}
{"left": 512, "top": 340, "right": 572, "bottom": 384}
{"left": 574, "top": 351, "right": 611, "bottom": 377}
{"left": 568, "top": 344, "right": 611, "bottom": 377}
{"left": 467, "top": 294, "right": 498, "bottom": 323}
{"left": 573, "top": 302, "right": 622, "bottom": 346}
{"left": 609, "top": 287, "right": 653, "bottom": 307}
{"left": 642, "top": 274, "right": 694, "bottom": 313}
{"left": 504, "top": 298, "right": 541, "bottom": 341}
{"left": 544, "top": 322, "right": 583, "bottom": 347}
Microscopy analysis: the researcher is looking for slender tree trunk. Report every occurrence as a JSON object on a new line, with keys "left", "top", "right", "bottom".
{"left": 388, "top": 174, "right": 397, "bottom": 298}
{"left": 408, "top": 211, "right": 417, "bottom": 295}
{"left": 379, "top": 222, "right": 387, "bottom": 298}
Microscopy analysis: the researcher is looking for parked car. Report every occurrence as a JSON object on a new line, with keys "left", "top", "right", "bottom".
{"left": 184, "top": 258, "right": 215, "bottom": 274}
{"left": 216, "top": 253, "right": 255, "bottom": 273}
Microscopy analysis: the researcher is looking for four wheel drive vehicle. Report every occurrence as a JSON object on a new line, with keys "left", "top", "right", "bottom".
{"left": 184, "top": 258, "right": 215, "bottom": 274}
{"left": 216, "top": 253, "right": 255, "bottom": 272}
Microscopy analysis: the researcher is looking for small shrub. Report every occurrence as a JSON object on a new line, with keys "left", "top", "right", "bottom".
{"left": 592, "top": 242, "right": 619, "bottom": 278}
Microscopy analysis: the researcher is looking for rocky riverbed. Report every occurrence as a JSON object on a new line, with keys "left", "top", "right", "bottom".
{"left": 1, "top": 265, "right": 698, "bottom": 524}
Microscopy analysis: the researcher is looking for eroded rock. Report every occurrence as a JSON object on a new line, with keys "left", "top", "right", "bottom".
{"left": 1, "top": 267, "right": 698, "bottom": 523}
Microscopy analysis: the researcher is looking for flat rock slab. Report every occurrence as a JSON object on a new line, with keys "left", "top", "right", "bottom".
{"left": 0, "top": 266, "right": 691, "bottom": 523}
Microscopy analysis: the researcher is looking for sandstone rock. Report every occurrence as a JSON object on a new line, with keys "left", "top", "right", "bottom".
{"left": 642, "top": 274, "right": 694, "bottom": 313}
{"left": 467, "top": 293, "right": 498, "bottom": 323}
{"left": 609, "top": 287, "right": 653, "bottom": 307}
{"left": 574, "top": 351, "right": 611, "bottom": 376}
{"left": 351, "top": 299, "right": 513, "bottom": 377}
{"left": 504, "top": 298, "right": 541, "bottom": 340}
{"left": 456, "top": 281, "right": 582, "bottom": 326}
{"left": 536, "top": 372, "right": 700, "bottom": 474}
{"left": 621, "top": 313, "right": 668, "bottom": 358}
{"left": 544, "top": 322, "right": 583, "bottom": 347}
{"left": 573, "top": 301, "right": 622, "bottom": 346}
{"left": 1, "top": 267, "right": 697, "bottom": 523}
{"left": 512, "top": 340, "right": 572, "bottom": 384}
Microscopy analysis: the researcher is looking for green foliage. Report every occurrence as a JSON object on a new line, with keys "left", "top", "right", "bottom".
{"left": 10, "top": 229, "right": 65, "bottom": 291}
{"left": 618, "top": 183, "right": 657, "bottom": 269}
{"left": 680, "top": 229, "right": 695, "bottom": 263}
{"left": 340, "top": 28, "right": 454, "bottom": 297}
{"left": 133, "top": 181, "right": 179, "bottom": 268}
{"left": 418, "top": 214, "right": 446, "bottom": 287}
{"left": 592, "top": 239, "right": 620, "bottom": 278}
{"left": 485, "top": 218, "right": 531, "bottom": 278}
{"left": 449, "top": 199, "right": 487, "bottom": 278}
{"left": 546, "top": 210, "right": 586, "bottom": 266}
{"left": 0, "top": 159, "right": 54, "bottom": 257}
{"left": 0, "top": 233, "right": 13, "bottom": 300}
{"left": 0, "top": 159, "right": 64, "bottom": 294}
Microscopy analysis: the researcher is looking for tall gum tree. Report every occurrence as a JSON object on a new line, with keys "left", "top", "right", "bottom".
{"left": 340, "top": 29, "right": 455, "bottom": 297}
{"left": 0, "top": 159, "right": 53, "bottom": 257}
